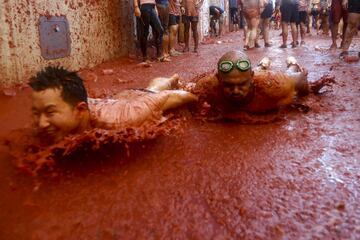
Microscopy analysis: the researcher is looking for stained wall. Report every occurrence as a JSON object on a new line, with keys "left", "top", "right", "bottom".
{"left": 0, "top": 0, "right": 134, "bottom": 86}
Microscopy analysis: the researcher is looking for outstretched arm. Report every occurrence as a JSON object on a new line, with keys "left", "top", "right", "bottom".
{"left": 146, "top": 74, "right": 180, "bottom": 92}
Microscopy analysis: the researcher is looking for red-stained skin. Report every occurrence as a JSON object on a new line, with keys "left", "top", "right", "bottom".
{"left": 0, "top": 31, "right": 359, "bottom": 239}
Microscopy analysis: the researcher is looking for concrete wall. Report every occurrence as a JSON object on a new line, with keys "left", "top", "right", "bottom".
{"left": 0, "top": 0, "right": 134, "bottom": 86}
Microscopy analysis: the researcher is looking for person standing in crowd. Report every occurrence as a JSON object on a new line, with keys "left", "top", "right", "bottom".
{"left": 229, "top": 0, "right": 240, "bottom": 31}
{"left": 330, "top": 0, "right": 348, "bottom": 49}
{"left": 168, "top": 0, "right": 182, "bottom": 56}
{"left": 240, "top": 0, "right": 264, "bottom": 50}
{"left": 280, "top": 0, "right": 300, "bottom": 48}
{"left": 258, "top": 0, "right": 274, "bottom": 47}
{"left": 319, "top": 0, "right": 330, "bottom": 35}
{"left": 181, "top": 0, "right": 205, "bottom": 53}
{"left": 310, "top": 0, "right": 321, "bottom": 33}
{"left": 209, "top": 5, "right": 225, "bottom": 37}
{"left": 238, "top": 0, "right": 249, "bottom": 40}
{"left": 134, "top": 0, "right": 164, "bottom": 63}
{"left": 156, "top": 0, "right": 171, "bottom": 62}
{"left": 298, "top": 0, "right": 310, "bottom": 45}
{"left": 341, "top": 0, "right": 360, "bottom": 56}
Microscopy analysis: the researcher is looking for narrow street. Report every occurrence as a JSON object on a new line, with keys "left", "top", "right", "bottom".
{"left": 0, "top": 30, "right": 359, "bottom": 239}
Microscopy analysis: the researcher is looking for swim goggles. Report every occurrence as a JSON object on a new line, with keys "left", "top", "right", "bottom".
{"left": 218, "top": 59, "right": 251, "bottom": 73}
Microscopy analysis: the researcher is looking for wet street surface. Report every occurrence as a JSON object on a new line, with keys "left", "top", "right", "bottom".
{"left": 0, "top": 30, "right": 359, "bottom": 239}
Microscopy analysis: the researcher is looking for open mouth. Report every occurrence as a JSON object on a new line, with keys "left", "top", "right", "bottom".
{"left": 230, "top": 94, "right": 244, "bottom": 99}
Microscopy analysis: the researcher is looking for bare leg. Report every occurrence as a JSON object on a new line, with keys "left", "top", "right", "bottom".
{"left": 161, "top": 90, "right": 198, "bottom": 111}
{"left": 300, "top": 21, "right": 306, "bottom": 44}
{"left": 341, "top": 13, "right": 360, "bottom": 53}
{"left": 243, "top": 25, "right": 248, "bottom": 41}
{"left": 339, "top": 18, "right": 348, "bottom": 48}
{"left": 263, "top": 18, "right": 271, "bottom": 46}
{"left": 244, "top": 17, "right": 251, "bottom": 47}
{"left": 281, "top": 22, "right": 289, "bottom": 47}
{"left": 330, "top": 23, "right": 339, "bottom": 49}
{"left": 210, "top": 17, "right": 216, "bottom": 37}
{"left": 162, "top": 33, "right": 170, "bottom": 57}
{"left": 146, "top": 74, "right": 179, "bottom": 92}
{"left": 183, "top": 22, "right": 190, "bottom": 52}
{"left": 169, "top": 24, "right": 181, "bottom": 56}
{"left": 315, "top": 16, "right": 320, "bottom": 34}
{"left": 321, "top": 14, "right": 329, "bottom": 35}
{"left": 307, "top": 13, "right": 311, "bottom": 33}
{"left": 191, "top": 21, "right": 199, "bottom": 52}
{"left": 290, "top": 22, "right": 298, "bottom": 47}
{"left": 248, "top": 17, "right": 260, "bottom": 48}
{"left": 178, "top": 20, "right": 185, "bottom": 43}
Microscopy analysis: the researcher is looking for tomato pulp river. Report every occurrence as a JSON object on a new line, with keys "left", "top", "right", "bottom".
{"left": 0, "top": 31, "right": 359, "bottom": 239}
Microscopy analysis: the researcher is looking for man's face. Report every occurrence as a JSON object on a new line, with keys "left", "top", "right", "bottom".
{"left": 218, "top": 67, "right": 254, "bottom": 103}
{"left": 31, "top": 88, "right": 82, "bottom": 144}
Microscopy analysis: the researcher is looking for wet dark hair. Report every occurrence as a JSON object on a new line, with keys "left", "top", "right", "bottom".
{"left": 29, "top": 66, "right": 88, "bottom": 106}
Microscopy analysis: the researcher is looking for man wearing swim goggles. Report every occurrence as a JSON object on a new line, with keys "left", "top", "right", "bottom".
{"left": 216, "top": 51, "right": 256, "bottom": 106}
{"left": 192, "top": 50, "right": 333, "bottom": 119}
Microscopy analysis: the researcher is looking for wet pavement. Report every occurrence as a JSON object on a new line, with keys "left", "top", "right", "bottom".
{"left": 0, "top": 30, "right": 359, "bottom": 239}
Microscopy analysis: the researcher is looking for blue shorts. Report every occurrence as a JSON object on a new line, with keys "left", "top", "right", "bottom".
{"left": 281, "top": 2, "right": 299, "bottom": 23}
{"left": 169, "top": 14, "right": 180, "bottom": 26}
{"left": 182, "top": 15, "right": 199, "bottom": 23}
{"left": 261, "top": 3, "right": 274, "bottom": 19}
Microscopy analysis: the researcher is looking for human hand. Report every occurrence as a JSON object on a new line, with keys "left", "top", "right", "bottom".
{"left": 181, "top": 6, "right": 185, "bottom": 14}
{"left": 134, "top": 6, "right": 141, "bottom": 17}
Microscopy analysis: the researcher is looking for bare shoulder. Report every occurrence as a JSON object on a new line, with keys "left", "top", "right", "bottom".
{"left": 253, "top": 70, "right": 296, "bottom": 99}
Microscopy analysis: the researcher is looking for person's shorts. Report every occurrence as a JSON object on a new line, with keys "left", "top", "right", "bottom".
{"left": 311, "top": 8, "right": 319, "bottom": 17}
{"left": 182, "top": 15, "right": 199, "bottom": 23}
{"left": 169, "top": 14, "right": 180, "bottom": 26}
{"left": 280, "top": 2, "right": 299, "bottom": 23}
{"left": 156, "top": 3, "right": 169, "bottom": 34}
{"left": 331, "top": 0, "right": 348, "bottom": 24}
{"left": 261, "top": 3, "right": 274, "bottom": 19}
{"left": 298, "top": 11, "right": 307, "bottom": 24}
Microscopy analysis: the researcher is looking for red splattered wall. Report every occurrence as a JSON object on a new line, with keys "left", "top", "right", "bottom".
{"left": 0, "top": 0, "right": 134, "bottom": 86}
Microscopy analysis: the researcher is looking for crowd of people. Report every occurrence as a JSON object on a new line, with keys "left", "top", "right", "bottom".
{"left": 236, "top": 0, "right": 359, "bottom": 56}
{"left": 134, "top": 0, "right": 205, "bottom": 63}
{"left": 133, "top": 0, "right": 359, "bottom": 63}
